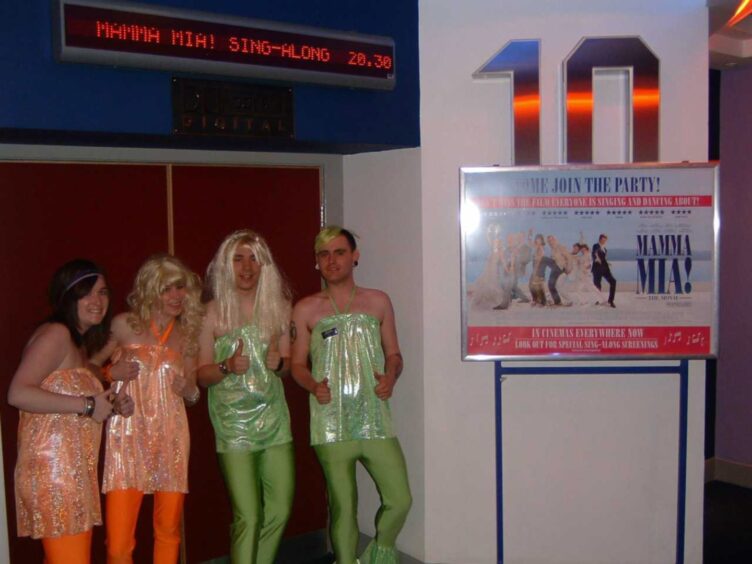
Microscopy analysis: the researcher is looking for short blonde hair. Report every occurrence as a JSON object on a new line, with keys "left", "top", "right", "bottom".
{"left": 127, "top": 254, "right": 204, "bottom": 356}
{"left": 314, "top": 226, "right": 358, "bottom": 253}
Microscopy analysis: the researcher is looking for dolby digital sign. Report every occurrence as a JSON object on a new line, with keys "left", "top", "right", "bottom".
{"left": 54, "top": 0, "right": 396, "bottom": 90}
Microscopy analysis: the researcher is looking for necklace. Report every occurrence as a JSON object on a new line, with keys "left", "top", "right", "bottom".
{"left": 150, "top": 317, "right": 176, "bottom": 345}
{"left": 327, "top": 285, "right": 356, "bottom": 315}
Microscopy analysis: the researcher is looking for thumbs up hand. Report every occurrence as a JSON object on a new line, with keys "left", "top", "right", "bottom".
{"left": 227, "top": 339, "right": 250, "bottom": 375}
{"left": 313, "top": 378, "right": 331, "bottom": 405}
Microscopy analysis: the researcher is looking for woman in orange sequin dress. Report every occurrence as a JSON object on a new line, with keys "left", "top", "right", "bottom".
{"left": 94, "top": 254, "right": 203, "bottom": 564}
{"left": 9, "top": 259, "right": 133, "bottom": 564}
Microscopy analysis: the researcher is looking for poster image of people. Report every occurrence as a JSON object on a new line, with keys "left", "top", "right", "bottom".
{"left": 460, "top": 163, "right": 719, "bottom": 359}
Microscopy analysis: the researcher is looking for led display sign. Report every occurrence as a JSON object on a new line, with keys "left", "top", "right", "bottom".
{"left": 54, "top": 0, "right": 396, "bottom": 90}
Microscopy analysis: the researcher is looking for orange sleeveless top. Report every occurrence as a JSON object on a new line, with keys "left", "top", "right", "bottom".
{"left": 103, "top": 344, "right": 189, "bottom": 493}
{"left": 15, "top": 367, "right": 104, "bottom": 539}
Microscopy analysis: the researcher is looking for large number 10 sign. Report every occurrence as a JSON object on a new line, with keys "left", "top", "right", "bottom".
{"left": 474, "top": 37, "right": 659, "bottom": 165}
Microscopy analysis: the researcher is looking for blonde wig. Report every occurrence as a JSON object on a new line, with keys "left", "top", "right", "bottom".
{"left": 127, "top": 254, "right": 204, "bottom": 356}
{"left": 206, "top": 229, "right": 291, "bottom": 341}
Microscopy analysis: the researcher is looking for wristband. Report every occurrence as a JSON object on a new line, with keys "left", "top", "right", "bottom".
{"left": 218, "top": 361, "right": 230, "bottom": 375}
{"left": 79, "top": 396, "right": 95, "bottom": 418}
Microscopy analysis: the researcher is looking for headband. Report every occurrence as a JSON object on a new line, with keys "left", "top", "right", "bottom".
{"left": 62, "top": 271, "right": 100, "bottom": 295}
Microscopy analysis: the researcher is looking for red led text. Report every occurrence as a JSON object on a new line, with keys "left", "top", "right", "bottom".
{"left": 171, "top": 29, "right": 215, "bottom": 49}
{"left": 96, "top": 20, "right": 160, "bottom": 43}
{"left": 228, "top": 37, "right": 331, "bottom": 62}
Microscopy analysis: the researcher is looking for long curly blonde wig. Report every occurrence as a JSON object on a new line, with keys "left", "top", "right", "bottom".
{"left": 205, "top": 229, "right": 291, "bottom": 342}
{"left": 127, "top": 254, "right": 204, "bottom": 356}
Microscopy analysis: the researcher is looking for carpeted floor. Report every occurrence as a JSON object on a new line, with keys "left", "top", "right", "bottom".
{"left": 704, "top": 481, "right": 752, "bottom": 563}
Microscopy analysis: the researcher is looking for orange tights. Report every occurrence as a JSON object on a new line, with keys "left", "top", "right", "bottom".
{"left": 106, "top": 489, "right": 184, "bottom": 564}
{"left": 42, "top": 529, "right": 92, "bottom": 564}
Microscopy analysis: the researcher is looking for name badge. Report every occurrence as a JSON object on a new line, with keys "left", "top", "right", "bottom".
{"left": 322, "top": 327, "right": 339, "bottom": 339}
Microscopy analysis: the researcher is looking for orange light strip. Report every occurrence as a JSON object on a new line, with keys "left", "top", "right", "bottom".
{"left": 728, "top": 0, "right": 752, "bottom": 27}
{"left": 633, "top": 88, "right": 660, "bottom": 108}
{"left": 566, "top": 93, "right": 593, "bottom": 112}
{"left": 513, "top": 94, "right": 541, "bottom": 117}
{"left": 566, "top": 88, "right": 659, "bottom": 113}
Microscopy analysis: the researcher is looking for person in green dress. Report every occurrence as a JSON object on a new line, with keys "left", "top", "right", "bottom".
{"left": 197, "top": 229, "right": 294, "bottom": 564}
{"left": 291, "top": 226, "right": 411, "bottom": 564}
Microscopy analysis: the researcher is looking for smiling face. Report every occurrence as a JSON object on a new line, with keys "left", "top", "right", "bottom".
{"left": 76, "top": 275, "right": 109, "bottom": 332}
{"left": 315, "top": 234, "right": 360, "bottom": 284}
{"left": 157, "top": 280, "right": 187, "bottom": 319}
{"left": 232, "top": 243, "right": 262, "bottom": 292}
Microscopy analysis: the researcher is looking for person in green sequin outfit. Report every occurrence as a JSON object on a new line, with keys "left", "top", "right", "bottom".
{"left": 291, "top": 226, "right": 412, "bottom": 564}
{"left": 197, "top": 230, "right": 294, "bottom": 564}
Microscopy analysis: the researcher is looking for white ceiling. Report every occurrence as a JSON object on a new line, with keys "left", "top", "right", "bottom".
{"left": 709, "top": 0, "right": 752, "bottom": 68}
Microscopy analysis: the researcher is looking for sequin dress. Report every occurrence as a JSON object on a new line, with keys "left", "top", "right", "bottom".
{"left": 15, "top": 367, "right": 104, "bottom": 539}
{"left": 208, "top": 325, "right": 292, "bottom": 452}
{"left": 309, "top": 313, "right": 395, "bottom": 445}
{"left": 103, "top": 344, "right": 189, "bottom": 493}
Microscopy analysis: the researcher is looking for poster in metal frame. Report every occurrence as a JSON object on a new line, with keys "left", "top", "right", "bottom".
{"left": 460, "top": 162, "right": 719, "bottom": 360}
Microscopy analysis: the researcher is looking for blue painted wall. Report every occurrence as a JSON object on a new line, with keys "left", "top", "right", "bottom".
{"left": 0, "top": 1, "right": 419, "bottom": 152}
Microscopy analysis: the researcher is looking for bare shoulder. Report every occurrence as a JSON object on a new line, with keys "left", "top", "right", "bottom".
{"left": 293, "top": 292, "right": 326, "bottom": 314}
{"left": 358, "top": 287, "right": 392, "bottom": 308}
{"left": 292, "top": 292, "right": 330, "bottom": 330}
{"left": 23, "top": 322, "right": 73, "bottom": 366}
{"left": 29, "top": 322, "right": 70, "bottom": 348}
{"left": 110, "top": 312, "right": 131, "bottom": 334}
{"left": 199, "top": 300, "right": 220, "bottom": 335}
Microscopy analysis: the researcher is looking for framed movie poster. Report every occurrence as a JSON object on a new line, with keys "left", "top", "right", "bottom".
{"left": 460, "top": 162, "right": 719, "bottom": 360}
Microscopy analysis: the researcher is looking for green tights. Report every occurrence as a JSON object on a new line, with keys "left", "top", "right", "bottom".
{"left": 218, "top": 442, "right": 295, "bottom": 564}
{"left": 315, "top": 438, "right": 412, "bottom": 564}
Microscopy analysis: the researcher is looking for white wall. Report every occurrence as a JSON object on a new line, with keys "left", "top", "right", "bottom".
{"left": 342, "top": 148, "right": 425, "bottom": 558}
{"left": 418, "top": 1, "right": 708, "bottom": 563}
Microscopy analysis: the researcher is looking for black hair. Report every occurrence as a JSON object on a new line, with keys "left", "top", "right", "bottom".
{"left": 340, "top": 228, "right": 358, "bottom": 251}
{"left": 48, "top": 259, "right": 112, "bottom": 356}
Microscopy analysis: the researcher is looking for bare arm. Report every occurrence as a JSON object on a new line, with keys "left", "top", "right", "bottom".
{"left": 196, "top": 304, "right": 225, "bottom": 387}
{"left": 173, "top": 354, "right": 201, "bottom": 405}
{"left": 290, "top": 301, "right": 330, "bottom": 404}
{"left": 89, "top": 315, "right": 139, "bottom": 383}
{"left": 8, "top": 323, "right": 113, "bottom": 420}
{"left": 265, "top": 329, "right": 291, "bottom": 376}
{"left": 374, "top": 293, "right": 402, "bottom": 400}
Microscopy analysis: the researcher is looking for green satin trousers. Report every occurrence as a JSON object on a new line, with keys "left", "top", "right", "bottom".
{"left": 314, "top": 438, "right": 412, "bottom": 564}
{"left": 217, "top": 442, "right": 295, "bottom": 564}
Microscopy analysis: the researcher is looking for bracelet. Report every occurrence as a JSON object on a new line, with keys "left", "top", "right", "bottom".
{"left": 218, "top": 361, "right": 230, "bottom": 375}
{"left": 79, "top": 396, "right": 95, "bottom": 418}
{"left": 184, "top": 387, "right": 201, "bottom": 406}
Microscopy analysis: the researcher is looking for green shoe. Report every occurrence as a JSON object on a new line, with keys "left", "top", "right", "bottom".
{"left": 360, "top": 540, "right": 399, "bottom": 564}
